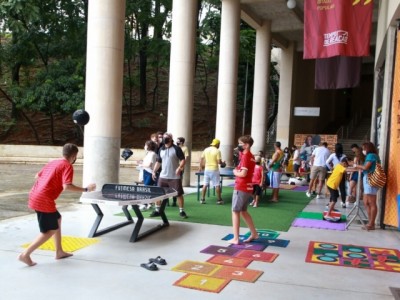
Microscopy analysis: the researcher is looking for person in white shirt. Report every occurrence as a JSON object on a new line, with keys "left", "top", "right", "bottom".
{"left": 291, "top": 145, "right": 301, "bottom": 177}
{"left": 306, "top": 142, "right": 331, "bottom": 198}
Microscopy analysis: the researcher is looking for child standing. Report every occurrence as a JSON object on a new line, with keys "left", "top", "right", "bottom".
{"left": 326, "top": 157, "right": 353, "bottom": 218}
{"left": 250, "top": 155, "right": 264, "bottom": 208}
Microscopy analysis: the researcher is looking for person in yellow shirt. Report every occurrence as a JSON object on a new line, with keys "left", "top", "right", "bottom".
{"left": 326, "top": 157, "right": 354, "bottom": 218}
{"left": 199, "top": 138, "right": 226, "bottom": 204}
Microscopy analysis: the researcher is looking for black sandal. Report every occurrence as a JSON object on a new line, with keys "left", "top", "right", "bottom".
{"left": 140, "top": 262, "right": 158, "bottom": 271}
{"left": 149, "top": 256, "right": 167, "bottom": 265}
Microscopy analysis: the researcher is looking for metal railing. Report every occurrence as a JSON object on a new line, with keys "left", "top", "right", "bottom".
{"left": 336, "top": 111, "right": 364, "bottom": 139}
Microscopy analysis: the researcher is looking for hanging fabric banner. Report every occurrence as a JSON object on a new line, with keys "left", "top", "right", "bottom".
{"left": 315, "top": 56, "right": 362, "bottom": 89}
{"left": 304, "top": 0, "right": 374, "bottom": 59}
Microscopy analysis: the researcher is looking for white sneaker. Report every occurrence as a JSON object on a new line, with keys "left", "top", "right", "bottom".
{"left": 341, "top": 202, "right": 346, "bottom": 208}
{"left": 306, "top": 192, "right": 311, "bottom": 197}
{"left": 139, "top": 204, "right": 148, "bottom": 211}
{"left": 316, "top": 194, "right": 322, "bottom": 199}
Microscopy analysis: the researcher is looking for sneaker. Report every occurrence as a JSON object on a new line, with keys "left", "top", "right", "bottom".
{"left": 217, "top": 200, "right": 224, "bottom": 205}
{"left": 316, "top": 194, "right": 323, "bottom": 199}
{"left": 200, "top": 199, "right": 206, "bottom": 204}
{"left": 139, "top": 204, "right": 148, "bottom": 211}
{"left": 179, "top": 211, "right": 188, "bottom": 218}
{"left": 341, "top": 202, "right": 346, "bottom": 208}
{"left": 150, "top": 210, "right": 160, "bottom": 217}
{"left": 306, "top": 191, "right": 311, "bottom": 197}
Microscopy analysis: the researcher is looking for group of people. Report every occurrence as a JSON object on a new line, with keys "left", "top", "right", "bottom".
{"left": 141, "top": 133, "right": 260, "bottom": 245}
{"left": 18, "top": 132, "right": 382, "bottom": 267}
{"left": 138, "top": 131, "right": 189, "bottom": 219}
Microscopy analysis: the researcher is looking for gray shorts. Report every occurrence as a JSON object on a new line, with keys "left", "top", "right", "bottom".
{"left": 232, "top": 190, "right": 252, "bottom": 212}
{"left": 157, "top": 178, "right": 184, "bottom": 196}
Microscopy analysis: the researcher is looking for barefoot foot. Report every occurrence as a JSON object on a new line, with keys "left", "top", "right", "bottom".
{"left": 18, "top": 253, "right": 37, "bottom": 267}
{"left": 56, "top": 252, "right": 73, "bottom": 260}
{"left": 227, "top": 238, "right": 240, "bottom": 245}
{"left": 243, "top": 234, "right": 259, "bottom": 243}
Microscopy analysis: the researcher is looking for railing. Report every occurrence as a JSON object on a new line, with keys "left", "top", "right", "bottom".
{"left": 336, "top": 111, "right": 364, "bottom": 139}
{"left": 266, "top": 116, "right": 277, "bottom": 144}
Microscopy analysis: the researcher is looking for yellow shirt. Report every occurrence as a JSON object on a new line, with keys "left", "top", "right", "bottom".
{"left": 201, "top": 146, "right": 221, "bottom": 171}
{"left": 180, "top": 145, "right": 189, "bottom": 159}
{"left": 327, "top": 164, "right": 346, "bottom": 190}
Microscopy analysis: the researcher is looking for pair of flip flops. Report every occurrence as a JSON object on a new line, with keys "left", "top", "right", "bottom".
{"left": 140, "top": 256, "right": 167, "bottom": 271}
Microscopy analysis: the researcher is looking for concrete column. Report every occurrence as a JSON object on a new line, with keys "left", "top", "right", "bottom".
{"left": 216, "top": 0, "right": 241, "bottom": 166}
{"left": 276, "top": 42, "right": 295, "bottom": 148}
{"left": 251, "top": 21, "right": 271, "bottom": 154}
{"left": 83, "top": 0, "right": 126, "bottom": 188}
{"left": 167, "top": 0, "right": 198, "bottom": 186}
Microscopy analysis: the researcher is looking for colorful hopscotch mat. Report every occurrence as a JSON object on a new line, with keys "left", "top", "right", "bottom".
{"left": 22, "top": 236, "right": 100, "bottom": 252}
{"left": 173, "top": 274, "right": 230, "bottom": 293}
{"left": 200, "top": 245, "right": 241, "bottom": 257}
{"left": 229, "top": 243, "right": 267, "bottom": 251}
{"left": 306, "top": 241, "right": 400, "bottom": 273}
{"left": 292, "top": 218, "right": 346, "bottom": 231}
{"left": 246, "top": 229, "right": 280, "bottom": 240}
{"left": 207, "top": 255, "right": 252, "bottom": 268}
{"left": 235, "top": 249, "right": 279, "bottom": 263}
{"left": 257, "top": 238, "right": 290, "bottom": 248}
{"left": 172, "top": 260, "right": 222, "bottom": 276}
{"left": 212, "top": 265, "right": 263, "bottom": 282}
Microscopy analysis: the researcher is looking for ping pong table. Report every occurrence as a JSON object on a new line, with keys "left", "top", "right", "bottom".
{"left": 80, "top": 184, "right": 177, "bottom": 243}
{"left": 195, "top": 167, "right": 235, "bottom": 202}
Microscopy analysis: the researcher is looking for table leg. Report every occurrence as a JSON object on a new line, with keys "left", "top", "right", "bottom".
{"left": 197, "top": 174, "right": 200, "bottom": 201}
{"left": 88, "top": 204, "right": 134, "bottom": 238}
{"left": 128, "top": 198, "right": 170, "bottom": 243}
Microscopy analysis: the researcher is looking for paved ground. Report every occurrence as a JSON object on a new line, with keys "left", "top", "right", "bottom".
{"left": 1, "top": 163, "right": 400, "bottom": 299}
{"left": 0, "top": 163, "right": 140, "bottom": 220}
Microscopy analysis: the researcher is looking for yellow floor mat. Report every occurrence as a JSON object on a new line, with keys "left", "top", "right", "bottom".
{"left": 22, "top": 235, "right": 100, "bottom": 252}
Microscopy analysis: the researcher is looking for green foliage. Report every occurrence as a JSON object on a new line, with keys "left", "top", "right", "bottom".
{"left": 8, "top": 58, "right": 85, "bottom": 114}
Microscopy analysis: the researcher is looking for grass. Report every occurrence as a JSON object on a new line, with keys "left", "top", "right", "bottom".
{"left": 126, "top": 187, "right": 313, "bottom": 232}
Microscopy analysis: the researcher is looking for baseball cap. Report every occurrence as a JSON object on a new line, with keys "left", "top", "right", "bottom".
{"left": 210, "top": 138, "right": 220, "bottom": 146}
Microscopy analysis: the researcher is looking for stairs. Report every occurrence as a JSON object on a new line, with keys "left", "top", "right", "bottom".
{"left": 338, "top": 117, "right": 371, "bottom": 159}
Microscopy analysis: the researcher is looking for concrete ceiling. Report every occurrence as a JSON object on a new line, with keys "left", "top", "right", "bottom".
{"left": 240, "top": 0, "right": 379, "bottom": 51}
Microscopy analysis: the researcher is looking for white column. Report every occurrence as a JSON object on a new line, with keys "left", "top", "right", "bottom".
{"left": 251, "top": 21, "right": 271, "bottom": 153}
{"left": 83, "top": 0, "right": 126, "bottom": 188}
{"left": 167, "top": 0, "right": 198, "bottom": 186}
{"left": 276, "top": 42, "right": 295, "bottom": 148}
{"left": 216, "top": 0, "right": 241, "bottom": 166}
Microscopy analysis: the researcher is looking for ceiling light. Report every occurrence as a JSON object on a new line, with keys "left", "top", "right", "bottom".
{"left": 287, "top": 0, "right": 296, "bottom": 9}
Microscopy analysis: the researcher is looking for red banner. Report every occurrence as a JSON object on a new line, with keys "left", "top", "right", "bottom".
{"left": 304, "top": 0, "right": 373, "bottom": 59}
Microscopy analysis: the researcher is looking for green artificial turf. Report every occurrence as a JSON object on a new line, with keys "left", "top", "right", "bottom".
{"left": 121, "top": 187, "right": 313, "bottom": 232}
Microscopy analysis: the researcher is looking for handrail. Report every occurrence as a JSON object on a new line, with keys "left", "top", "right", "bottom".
{"left": 336, "top": 111, "right": 364, "bottom": 139}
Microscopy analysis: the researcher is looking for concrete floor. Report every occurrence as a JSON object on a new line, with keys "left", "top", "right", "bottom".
{"left": 1, "top": 163, "right": 400, "bottom": 299}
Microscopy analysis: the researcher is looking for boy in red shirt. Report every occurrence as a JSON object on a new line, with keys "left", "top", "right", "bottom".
{"left": 228, "top": 135, "right": 259, "bottom": 244}
{"left": 18, "top": 144, "right": 96, "bottom": 266}
{"left": 250, "top": 155, "right": 264, "bottom": 208}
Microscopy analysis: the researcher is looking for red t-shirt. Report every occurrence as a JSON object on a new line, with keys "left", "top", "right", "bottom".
{"left": 235, "top": 150, "right": 255, "bottom": 193}
{"left": 29, "top": 159, "right": 74, "bottom": 213}
{"left": 252, "top": 164, "right": 263, "bottom": 185}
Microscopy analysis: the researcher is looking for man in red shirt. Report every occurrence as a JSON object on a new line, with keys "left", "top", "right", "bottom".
{"left": 18, "top": 143, "right": 96, "bottom": 266}
{"left": 228, "top": 135, "right": 259, "bottom": 245}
